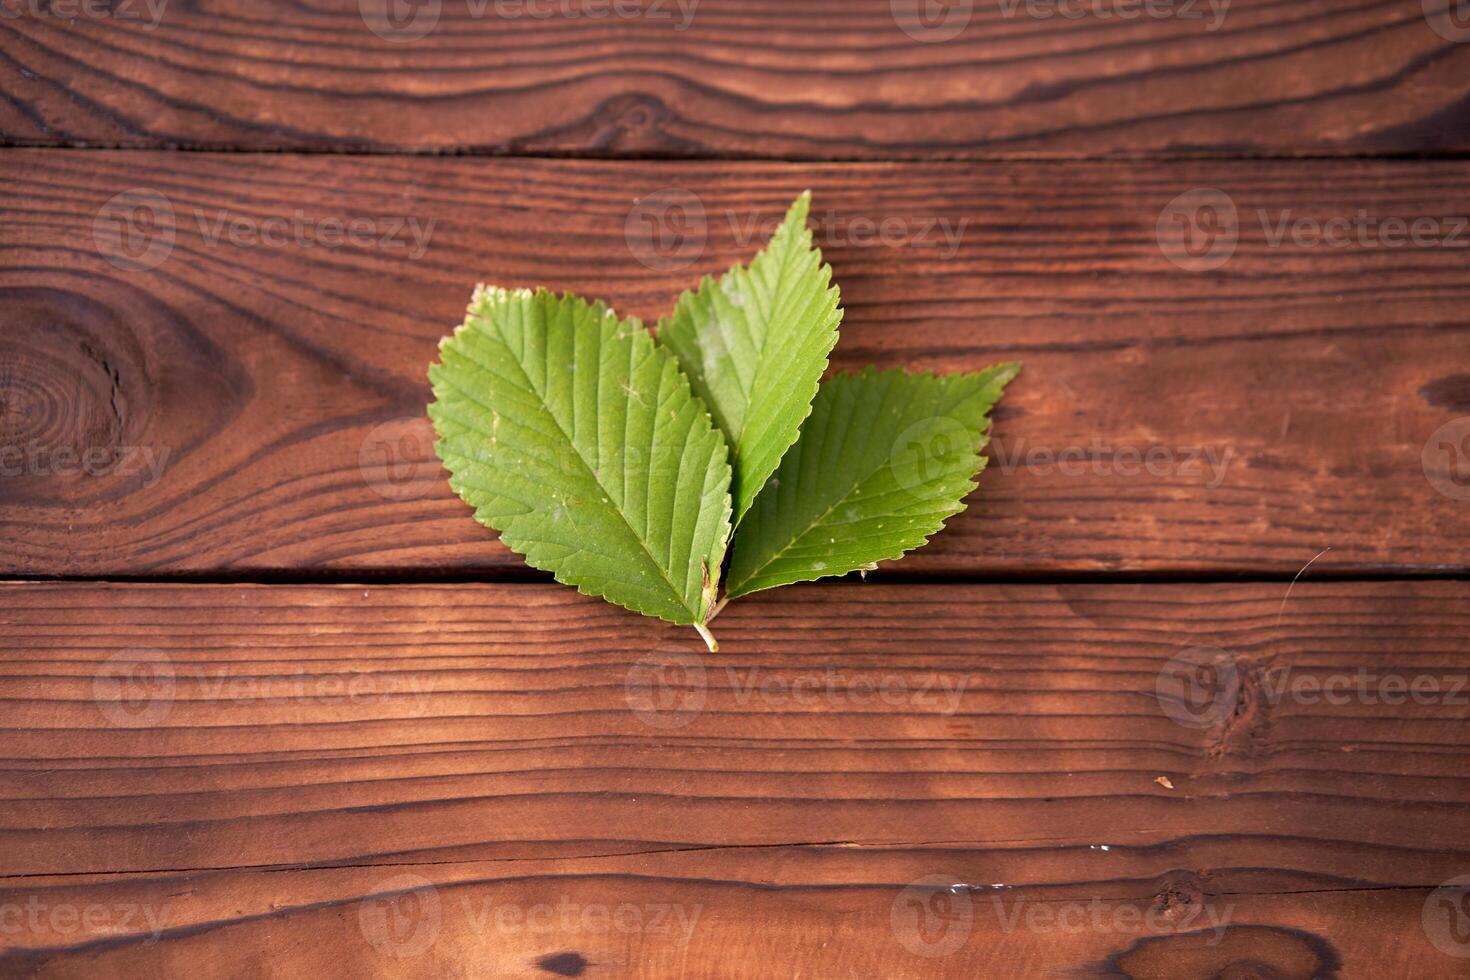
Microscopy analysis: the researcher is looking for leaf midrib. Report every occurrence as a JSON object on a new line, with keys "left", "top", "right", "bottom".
{"left": 730, "top": 387, "right": 978, "bottom": 595}
{"left": 458, "top": 310, "right": 707, "bottom": 620}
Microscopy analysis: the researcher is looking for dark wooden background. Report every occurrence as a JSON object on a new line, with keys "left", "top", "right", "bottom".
{"left": 2, "top": 1, "right": 1469, "bottom": 977}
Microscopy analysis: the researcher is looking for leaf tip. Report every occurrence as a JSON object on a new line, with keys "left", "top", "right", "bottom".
{"left": 785, "top": 191, "right": 813, "bottom": 228}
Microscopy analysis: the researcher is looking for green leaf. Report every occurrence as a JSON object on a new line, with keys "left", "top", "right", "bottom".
{"left": 725, "top": 365, "right": 1019, "bottom": 599}
{"left": 657, "top": 191, "right": 842, "bottom": 525}
{"left": 429, "top": 287, "right": 732, "bottom": 637}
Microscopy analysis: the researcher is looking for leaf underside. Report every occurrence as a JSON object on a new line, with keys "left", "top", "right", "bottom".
{"left": 429, "top": 287, "right": 732, "bottom": 626}
{"left": 726, "top": 365, "right": 1019, "bottom": 599}
{"left": 657, "top": 191, "right": 843, "bottom": 526}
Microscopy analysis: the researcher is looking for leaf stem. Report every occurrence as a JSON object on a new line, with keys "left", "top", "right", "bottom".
{"left": 693, "top": 622, "right": 719, "bottom": 653}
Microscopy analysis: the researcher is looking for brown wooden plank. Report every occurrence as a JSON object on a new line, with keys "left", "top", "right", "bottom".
{"left": 0, "top": 862, "right": 1454, "bottom": 978}
{"left": 0, "top": 579, "right": 1467, "bottom": 976}
{"left": 5, "top": 151, "right": 1469, "bottom": 577}
{"left": 0, "top": 0, "right": 1467, "bottom": 157}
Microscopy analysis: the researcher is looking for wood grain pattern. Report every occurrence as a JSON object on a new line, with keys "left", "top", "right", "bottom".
{"left": 6, "top": 5, "right": 1466, "bottom": 977}
{"left": 0, "top": 0, "right": 1468, "bottom": 157}
{"left": 0, "top": 864, "right": 1447, "bottom": 978}
{"left": 3, "top": 151, "right": 1469, "bottom": 577}
{"left": 0, "top": 579, "right": 1467, "bottom": 976}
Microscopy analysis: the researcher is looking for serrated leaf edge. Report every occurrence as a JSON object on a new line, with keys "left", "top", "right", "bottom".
{"left": 430, "top": 285, "right": 734, "bottom": 632}
{"left": 724, "top": 363, "right": 1020, "bottom": 599}
{"left": 657, "top": 191, "right": 843, "bottom": 526}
